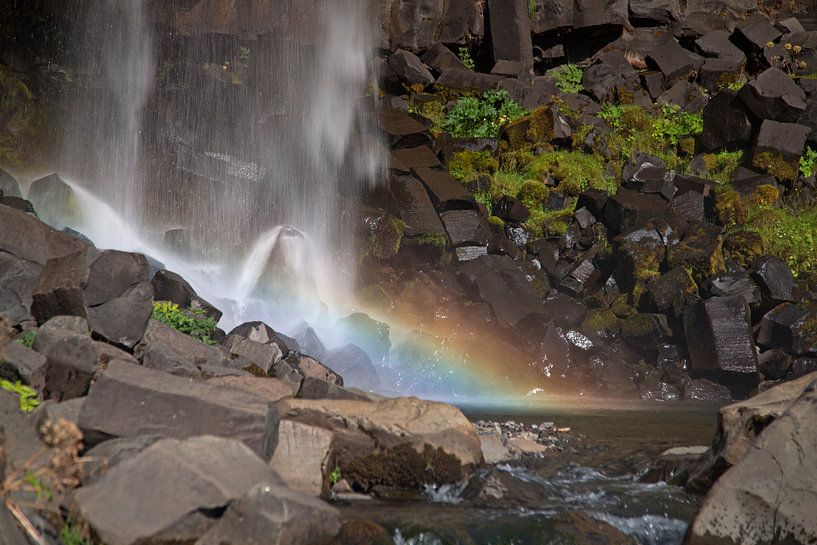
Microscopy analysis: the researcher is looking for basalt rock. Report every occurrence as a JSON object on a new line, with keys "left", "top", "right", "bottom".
{"left": 695, "top": 30, "right": 746, "bottom": 62}
{"left": 683, "top": 295, "right": 757, "bottom": 374}
{"left": 733, "top": 13, "right": 782, "bottom": 53}
{"left": 699, "top": 92, "right": 753, "bottom": 150}
{"left": 0, "top": 341, "right": 46, "bottom": 385}
{"left": 646, "top": 35, "right": 704, "bottom": 87}
{"left": 388, "top": 49, "right": 434, "bottom": 87}
{"left": 435, "top": 69, "right": 503, "bottom": 92}
{"left": 412, "top": 167, "right": 474, "bottom": 210}
{"left": 612, "top": 226, "right": 666, "bottom": 296}
{"left": 667, "top": 223, "right": 725, "bottom": 281}
{"left": 603, "top": 189, "right": 667, "bottom": 235}
{"left": 698, "top": 58, "right": 745, "bottom": 93}
{"left": 151, "top": 269, "right": 222, "bottom": 321}
{"left": 486, "top": 0, "right": 533, "bottom": 79}
{"left": 0, "top": 169, "right": 21, "bottom": 198}
{"left": 421, "top": 43, "right": 468, "bottom": 73}
{"left": 293, "top": 326, "right": 327, "bottom": 361}
{"left": 756, "top": 303, "right": 817, "bottom": 356}
{"left": 757, "top": 349, "right": 793, "bottom": 380}
{"left": 751, "top": 119, "right": 811, "bottom": 181}
{"left": 658, "top": 80, "right": 708, "bottom": 113}
{"left": 324, "top": 344, "right": 380, "bottom": 390}
{"left": 30, "top": 319, "right": 99, "bottom": 401}
{"left": 229, "top": 321, "right": 298, "bottom": 356}
{"left": 647, "top": 266, "right": 698, "bottom": 317}
{"left": 75, "top": 436, "right": 284, "bottom": 545}
{"left": 135, "top": 320, "right": 226, "bottom": 378}
{"left": 441, "top": 209, "right": 491, "bottom": 246}
{"left": 389, "top": 174, "right": 448, "bottom": 238}
{"left": 78, "top": 360, "right": 278, "bottom": 458}
{"left": 749, "top": 255, "right": 796, "bottom": 311}
{"left": 738, "top": 67, "right": 807, "bottom": 123}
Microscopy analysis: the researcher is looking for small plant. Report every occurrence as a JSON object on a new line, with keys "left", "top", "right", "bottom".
{"left": 528, "top": 0, "right": 537, "bottom": 17}
{"left": 437, "top": 89, "right": 527, "bottom": 138}
{"left": 16, "top": 329, "right": 36, "bottom": 348}
{"left": 151, "top": 301, "right": 218, "bottom": 345}
{"left": 651, "top": 104, "right": 703, "bottom": 146}
{"left": 239, "top": 46, "right": 250, "bottom": 66}
{"left": 801, "top": 146, "right": 817, "bottom": 178}
{"left": 329, "top": 465, "right": 342, "bottom": 487}
{"left": 598, "top": 104, "right": 625, "bottom": 131}
{"left": 1, "top": 378, "right": 40, "bottom": 412}
{"left": 550, "top": 64, "right": 583, "bottom": 94}
{"left": 60, "top": 519, "right": 94, "bottom": 545}
{"left": 474, "top": 191, "right": 493, "bottom": 214}
{"left": 458, "top": 47, "right": 475, "bottom": 70}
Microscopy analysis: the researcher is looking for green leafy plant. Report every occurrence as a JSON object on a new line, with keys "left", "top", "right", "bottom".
{"left": 329, "top": 465, "right": 342, "bottom": 487}
{"left": 801, "top": 146, "right": 817, "bottom": 178}
{"left": 151, "top": 301, "right": 218, "bottom": 345}
{"left": 23, "top": 469, "right": 52, "bottom": 501}
{"left": 458, "top": 47, "right": 475, "bottom": 70}
{"left": 651, "top": 104, "right": 703, "bottom": 146}
{"left": 598, "top": 104, "right": 625, "bottom": 131}
{"left": 60, "top": 519, "right": 93, "bottom": 545}
{"left": 437, "top": 90, "right": 527, "bottom": 138}
{"left": 0, "top": 378, "right": 40, "bottom": 412}
{"left": 550, "top": 64, "right": 583, "bottom": 94}
{"left": 474, "top": 191, "right": 493, "bottom": 214}
{"left": 529, "top": 0, "right": 537, "bottom": 16}
{"left": 16, "top": 329, "right": 36, "bottom": 348}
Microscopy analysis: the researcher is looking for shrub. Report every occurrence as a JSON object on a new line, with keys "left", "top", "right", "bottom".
{"left": 0, "top": 378, "right": 40, "bottom": 412}
{"left": 151, "top": 301, "right": 218, "bottom": 345}
{"left": 801, "top": 146, "right": 817, "bottom": 178}
{"left": 550, "top": 64, "right": 583, "bottom": 94}
{"left": 438, "top": 90, "right": 527, "bottom": 138}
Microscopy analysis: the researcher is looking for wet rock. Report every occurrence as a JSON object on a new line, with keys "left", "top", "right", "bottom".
{"left": 749, "top": 255, "right": 796, "bottom": 311}
{"left": 703, "top": 272, "right": 761, "bottom": 307}
{"left": 391, "top": 145, "right": 441, "bottom": 170}
{"left": 612, "top": 226, "right": 666, "bottom": 295}
{"left": 0, "top": 168, "right": 21, "bottom": 198}
{"left": 698, "top": 58, "right": 744, "bottom": 93}
{"left": 324, "top": 344, "right": 380, "bottom": 390}
{"left": 0, "top": 341, "right": 46, "bottom": 385}
{"left": 646, "top": 35, "right": 704, "bottom": 86}
{"left": 135, "top": 320, "right": 225, "bottom": 378}
{"left": 667, "top": 223, "right": 725, "bottom": 280}
{"left": 293, "top": 326, "right": 327, "bottom": 361}
{"left": 336, "top": 313, "right": 391, "bottom": 364}
{"left": 27, "top": 173, "right": 76, "bottom": 228}
{"left": 269, "top": 396, "right": 481, "bottom": 496}
{"left": 629, "top": 0, "right": 680, "bottom": 24}
{"left": 32, "top": 248, "right": 152, "bottom": 348}
{"left": 287, "top": 354, "right": 343, "bottom": 386}
{"left": 412, "top": 166, "right": 474, "bottom": 211}
{"left": 682, "top": 378, "right": 733, "bottom": 402}
{"left": 670, "top": 190, "right": 708, "bottom": 223}
{"left": 738, "top": 67, "right": 807, "bottom": 122}
{"left": 435, "top": 69, "right": 504, "bottom": 92}
{"left": 751, "top": 119, "right": 811, "bottom": 180}
{"left": 78, "top": 360, "right": 278, "bottom": 458}
{"left": 458, "top": 254, "right": 545, "bottom": 328}
{"left": 75, "top": 436, "right": 283, "bottom": 545}
{"left": 576, "top": 189, "right": 608, "bottom": 220}
{"left": 328, "top": 519, "right": 393, "bottom": 545}
{"left": 756, "top": 303, "right": 817, "bottom": 355}
{"left": 389, "top": 175, "right": 447, "bottom": 238}
{"left": 151, "top": 269, "right": 222, "bottom": 321}
{"left": 196, "top": 483, "right": 340, "bottom": 545}
{"left": 757, "top": 349, "right": 793, "bottom": 380}
{"left": 486, "top": 0, "right": 533, "bottom": 78}
{"left": 494, "top": 195, "right": 530, "bottom": 223}
{"left": 695, "top": 30, "right": 746, "bottom": 61}
{"left": 603, "top": 189, "right": 667, "bottom": 235}
{"left": 647, "top": 266, "right": 698, "bottom": 316}
{"left": 683, "top": 296, "right": 757, "bottom": 373}
{"left": 441, "top": 209, "right": 491, "bottom": 246}
{"left": 642, "top": 446, "right": 710, "bottom": 485}
{"left": 388, "top": 49, "right": 434, "bottom": 88}
{"left": 674, "top": 174, "right": 713, "bottom": 196}
{"left": 658, "top": 80, "right": 708, "bottom": 113}
{"left": 685, "top": 375, "right": 817, "bottom": 545}
{"left": 373, "top": 108, "right": 430, "bottom": 149}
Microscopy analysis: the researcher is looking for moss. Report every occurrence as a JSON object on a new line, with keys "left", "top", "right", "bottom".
{"left": 448, "top": 150, "right": 498, "bottom": 184}
{"left": 746, "top": 184, "right": 780, "bottom": 207}
{"left": 404, "top": 233, "right": 449, "bottom": 249}
{"left": 752, "top": 149, "right": 800, "bottom": 181}
{"left": 527, "top": 150, "right": 613, "bottom": 195}
{"left": 620, "top": 313, "right": 659, "bottom": 338}
{"left": 723, "top": 230, "right": 765, "bottom": 269}
{"left": 744, "top": 205, "right": 817, "bottom": 276}
{"left": 667, "top": 224, "right": 727, "bottom": 283}
{"left": 526, "top": 204, "right": 574, "bottom": 237}
{"left": 487, "top": 170, "right": 529, "bottom": 201}
{"left": 678, "top": 137, "right": 696, "bottom": 156}
{"left": 0, "top": 65, "right": 46, "bottom": 167}
{"left": 338, "top": 443, "right": 464, "bottom": 494}
{"left": 715, "top": 187, "right": 748, "bottom": 228}
{"left": 361, "top": 215, "right": 406, "bottom": 261}
{"left": 517, "top": 180, "right": 550, "bottom": 207}
{"left": 702, "top": 150, "right": 743, "bottom": 183}
{"left": 583, "top": 309, "right": 621, "bottom": 337}
{"left": 487, "top": 215, "right": 505, "bottom": 228}
{"left": 499, "top": 105, "right": 555, "bottom": 151}
{"left": 571, "top": 124, "right": 593, "bottom": 150}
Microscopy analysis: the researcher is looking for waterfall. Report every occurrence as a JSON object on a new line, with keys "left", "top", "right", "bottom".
{"left": 54, "top": 0, "right": 383, "bottom": 320}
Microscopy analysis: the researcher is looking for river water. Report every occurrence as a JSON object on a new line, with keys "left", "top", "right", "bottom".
{"left": 340, "top": 402, "right": 721, "bottom": 545}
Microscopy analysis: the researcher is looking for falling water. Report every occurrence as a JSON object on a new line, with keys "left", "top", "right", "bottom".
{"left": 55, "top": 0, "right": 383, "bottom": 318}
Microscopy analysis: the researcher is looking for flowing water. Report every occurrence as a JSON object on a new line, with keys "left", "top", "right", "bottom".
{"left": 342, "top": 403, "right": 720, "bottom": 545}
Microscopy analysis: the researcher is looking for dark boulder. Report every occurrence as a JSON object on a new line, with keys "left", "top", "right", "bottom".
{"left": 629, "top": 0, "right": 680, "bottom": 24}
{"left": 388, "top": 49, "right": 434, "bottom": 87}
{"left": 75, "top": 436, "right": 284, "bottom": 545}
{"left": 134, "top": 320, "right": 226, "bottom": 378}
{"left": 670, "top": 190, "right": 709, "bottom": 223}
{"left": 389, "top": 175, "right": 447, "bottom": 238}
{"left": 732, "top": 14, "right": 782, "bottom": 53}
{"left": 336, "top": 313, "right": 391, "bottom": 364}
{"left": 576, "top": 189, "right": 608, "bottom": 220}
{"left": 0, "top": 168, "right": 21, "bottom": 198}
{"left": 32, "top": 248, "right": 152, "bottom": 348}
{"left": 647, "top": 266, "right": 698, "bottom": 316}
{"left": 293, "top": 326, "right": 327, "bottom": 361}
{"left": 658, "top": 80, "right": 709, "bottom": 113}
{"left": 757, "top": 349, "right": 793, "bottom": 380}
{"left": 494, "top": 195, "right": 530, "bottom": 223}
{"left": 646, "top": 35, "right": 704, "bottom": 87}
{"left": 27, "top": 173, "right": 75, "bottom": 228}
{"left": 421, "top": 43, "right": 468, "bottom": 73}
{"left": 738, "top": 67, "right": 806, "bottom": 123}
{"left": 704, "top": 272, "right": 761, "bottom": 307}
{"left": 373, "top": 108, "right": 431, "bottom": 149}
{"left": 603, "top": 189, "right": 667, "bottom": 235}
{"left": 441, "top": 209, "right": 491, "bottom": 246}
{"left": 151, "top": 269, "right": 222, "bottom": 321}
{"left": 31, "top": 318, "right": 99, "bottom": 401}
{"left": 228, "top": 321, "right": 295, "bottom": 357}
{"left": 222, "top": 335, "right": 282, "bottom": 376}
{"left": 682, "top": 378, "right": 733, "bottom": 402}
{"left": 486, "top": 0, "right": 533, "bottom": 79}
{"left": 324, "top": 344, "right": 380, "bottom": 391}
{"left": 698, "top": 58, "right": 745, "bottom": 94}
{"left": 612, "top": 225, "right": 667, "bottom": 295}
{"left": 287, "top": 354, "right": 343, "bottom": 386}
{"left": 699, "top": 91, "right": 753, "bottom": 150}
{"left": 78, "top": 360, "right": 278, "bottom": 457}
{"left": 0, "top": 341, "right": 46, "bottom": 385}
{"left": 411, "top": 167, "right": 474, "bottom": 211}
{"left": 391, "top": 145, "right": 441, "bottom": 170}
{"left": 435, "top": 69, "right": 504, "bottom": 92}
{"left": 748, "top": 255, "right": 796, "bottom": 312}
{"left": 695, "top": 30, "right": 746, "bottom": 62}
{"left": 756, "top": 303, "right": 817, "bottom": 356}
{"left": 751, "top": 119, "right": 811, "bottom": 181}
{"left": 683, "top": 295, "right": 757, "bottom": 373}
{"left": 667, "top": 223, "right": 725, "bottom": 281}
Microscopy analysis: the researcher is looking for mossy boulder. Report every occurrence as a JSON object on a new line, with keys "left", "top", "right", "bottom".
{"left": 360, "top": 213, "right": 405, "bottom": 261}
{"left": 667, "top": 223, "right": 726, "bottom": 283}
{"left": 447, "top": 150, "right": 498, "bottom": 184}
{"left": 499, "top": 105, "right": 555, "bottom": 151}
{"left": 723, "top": 230, "right": 765, "bottom": 269}
{"left": 751, "top": 120, "right": 811, "bottom": 181}
{"left": 612, "top": 226, "right": 667, "bottom": 300}
{"left": 647, "top": 266, "right": 699, "bottom": 317}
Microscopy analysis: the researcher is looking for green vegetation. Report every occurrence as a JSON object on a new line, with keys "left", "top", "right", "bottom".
{"left": 801, "top": 146, "right": 817, "bottom": 178}
{"left": 527, "top": 150, "right": 615, "bottom": 195}
{"left": 151, "top": 301, "right": 218, "bottom": 345}
{"left": 474, "top": 191, "right": 493, "bottom": 214}
{"left": 448, "top": 150, "right": 498, "bottom": 183}
{"left": 550, "top": 64, "right": 583, "bottom": 94}
{"left": 60, "top": 519, "right": 94, "bottom": 545}
{"left": 16, "top": 329, "right": 36, "bottom": 348}
{"left": 329, "top": 465, "right": 342, "bottom": 487}
{"left": 437, "top": 90, "right": 527, "bottom": 138}
{"left": 651, "top": 105, "right": 703, "bottom": 146}
{"left": 529, "top": 0, "right": 537, "bottom": 16}
{"left": 702, "top": 150, "right": 743, "bottom": 183}
{"left": 1, "top": 378, "right": 40, "bottom": 412}
{"left": 745, "top": 205, "right": 817, "bottom": 276}
{"left": 458, "top": 47, "right": 475, "bottom": 70}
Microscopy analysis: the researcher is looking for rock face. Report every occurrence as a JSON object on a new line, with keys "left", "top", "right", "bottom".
{"left": 78, "top": 361, "right": 278, "bottom": 458}
{"left": 74, "top": 436, "right": 284, "bottom": 545}
{"left": 685, "top": 374, "right": 817, "bottom": 545}
{"left": 683, "top": 296, "right": 758, "bottom": 374}
{"left": 269, "top": 396, "right": 482, "bottom": 496}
